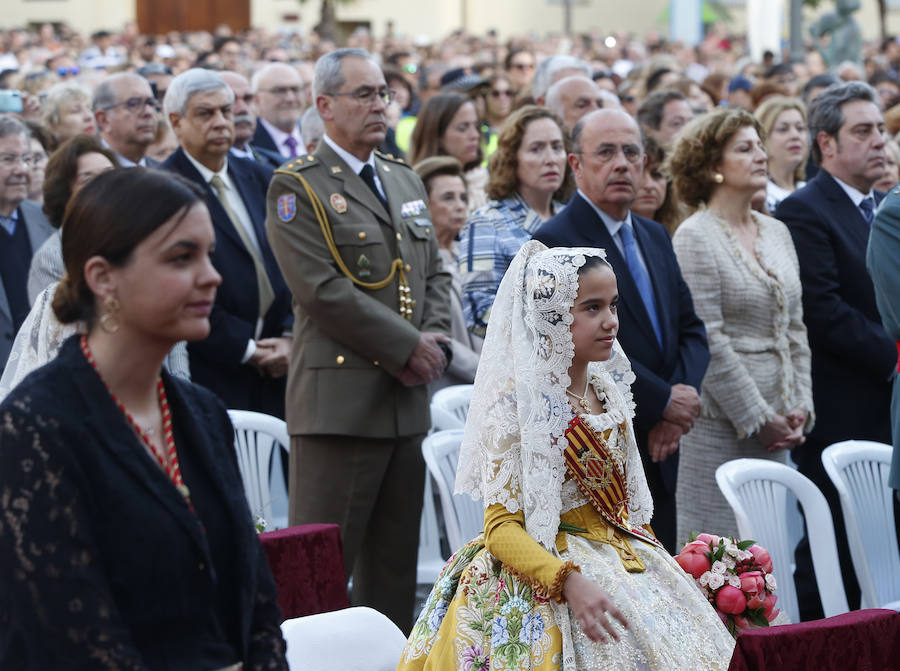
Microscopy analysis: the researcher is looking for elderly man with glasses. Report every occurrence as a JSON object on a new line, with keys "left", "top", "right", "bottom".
{"left": 0, "top": 116, "right": 53, "bottom": 368}
{"left": 250, "top": 62, "right": 309, "bottom": 162}
{"left": 265, "top": 48, "right": 451, "bottom": 633}
{"left": 93, "top": 72, "right": 160, "bottom": 167}
{"left": 533, "top": 109, "right": 709, "bottom": 553}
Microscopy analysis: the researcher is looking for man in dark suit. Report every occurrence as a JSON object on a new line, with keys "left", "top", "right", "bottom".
{"left": 775, "top": 81, "right": 897, "bottom": 618}
{"left": 250, "top": 63, "right": 307, "bottom": 162}
{"left": 0, "top": 117, "right": 53, "bottom": 368}
{"left": 220, "top": 71, "right": 283, "bottom": 171}
{"left": 265, "top": 48, "right": 451, "bottom": 631}
{"left": 161, "top": 68, "right": 293, "bottom": 418}
{"left": 93, "top": 73, "right": 160, "bottom": 167}
{"left": 533, "top": 109, "right": 709, "bottom": 553}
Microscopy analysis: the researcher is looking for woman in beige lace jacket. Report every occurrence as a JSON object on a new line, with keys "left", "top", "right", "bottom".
{"left": 667, "top": 108, "right": 814, "bottom": 543}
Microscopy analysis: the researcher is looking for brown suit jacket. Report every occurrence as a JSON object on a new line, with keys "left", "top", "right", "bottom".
{"left": 265, "top": 142, "right": 451, "bottom": 437}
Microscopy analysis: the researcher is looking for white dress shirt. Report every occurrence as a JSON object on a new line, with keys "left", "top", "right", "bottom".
{"left": 321, "top": 134, "right": 387, "bottom": 200}
{"left": 258, "top": 117, "right": 304, "bottom": 159}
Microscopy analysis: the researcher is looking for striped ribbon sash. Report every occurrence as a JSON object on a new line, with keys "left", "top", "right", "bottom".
{"left": 563, "top": 415, "right": 660, "bottom": 548}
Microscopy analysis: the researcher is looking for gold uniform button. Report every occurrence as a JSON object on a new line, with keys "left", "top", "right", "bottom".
{"left": 336, "top": 355, "right": 345, "bottom": 365}
{"left": 358, "top": 231, "right": 367, "bottom": 240}
{"left": 396, "top": 232, "right": 403, "bottom": 241}
{"left": 373, "top": 360, "right": 380, "bottom": 366}
{"left": 405, "top": 263, "right": 412, "bottom": 272}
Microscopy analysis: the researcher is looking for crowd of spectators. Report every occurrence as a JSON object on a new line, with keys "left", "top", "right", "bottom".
{"left": 1, "top": 15, "right": 900, "bottom": 663}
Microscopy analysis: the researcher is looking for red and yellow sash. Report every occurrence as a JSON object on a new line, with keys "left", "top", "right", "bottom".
{"left": 563, "top": 415, "right": 660, "bottom": 550}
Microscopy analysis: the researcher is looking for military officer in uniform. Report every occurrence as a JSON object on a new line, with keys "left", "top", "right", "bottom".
{"left": 265, "top": 48, "right": 452, "bottom": 632}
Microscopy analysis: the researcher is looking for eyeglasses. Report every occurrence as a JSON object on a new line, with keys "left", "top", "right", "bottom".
{"left": 491, "top": 89, "right": 514, "bottom": 98}
{"left": 509, "top": 62, "right": 535, "bottom": 71}
{"left": 0, "top": 153, "right": 36, "bottom": 168}
{"left": 329, "top": 86, "right": 394, "bottom": 106}
{"left": 578, "top": 144, "right": 643, "bottom": 164}
{"left": 259, "top": 85, "right": 307, "bottom": 97}
{"left": 103, "top": 96, "right": 160, "bottom": 113}
{"left": 234, "top": 93, "right": 255, "bottom": 104}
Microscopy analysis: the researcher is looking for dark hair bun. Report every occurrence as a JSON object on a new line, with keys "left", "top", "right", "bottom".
{"left": 52, "top": 274, "right": 86, "bottom": 324}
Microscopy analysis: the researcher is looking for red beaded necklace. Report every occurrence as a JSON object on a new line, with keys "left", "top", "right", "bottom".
{"left": 80, "top": 334, "right": 193, "bottom": 510}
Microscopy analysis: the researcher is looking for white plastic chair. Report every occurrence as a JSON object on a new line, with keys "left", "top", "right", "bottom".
{"left": 430, "top": 384, "right": 473, "bottom": 431}
{"left": 422, "top": 429, "right": 484, "bottom": 552}
{"left": 281, "top": 606, "right": 406, "bottom": 670}
{"left": 822, "top": 440, "right": 900, "bottom": 609}
{"left": 417, "top": 473, "right": 447, "bottom": 584}
{"left": 716, "top": 458, "right": 849, "bottom": 623}
{"left": 227, "top": 409, "right": 290, "bottom": 531}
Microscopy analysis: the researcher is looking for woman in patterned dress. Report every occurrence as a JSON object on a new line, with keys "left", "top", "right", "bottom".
{"left": 397, "top": 242, "right": 735, "bottom": 670}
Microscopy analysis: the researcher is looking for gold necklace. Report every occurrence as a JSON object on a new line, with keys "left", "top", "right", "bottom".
{"left": 566, "top": 376, "right": 593, "bottom": 413}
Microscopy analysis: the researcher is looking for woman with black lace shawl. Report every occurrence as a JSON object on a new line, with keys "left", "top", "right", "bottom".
{"left": 0, "top": 169, "right": 287, "bottom": 670}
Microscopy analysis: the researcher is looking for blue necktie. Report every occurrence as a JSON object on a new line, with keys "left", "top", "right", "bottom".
{"left": 859, "top": 197, "right": 875, "bottom": 226}
{"left": 619, "top": 221, "right": 663, "bottom": 347}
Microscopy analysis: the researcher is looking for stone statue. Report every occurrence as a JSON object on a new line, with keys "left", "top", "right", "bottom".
{"left": 809, "top": 0, "right": 863, "bottom": 68}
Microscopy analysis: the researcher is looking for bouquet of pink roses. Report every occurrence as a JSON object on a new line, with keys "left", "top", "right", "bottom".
{"left": 675, "top": 533, "right": 779, "bottom": 636}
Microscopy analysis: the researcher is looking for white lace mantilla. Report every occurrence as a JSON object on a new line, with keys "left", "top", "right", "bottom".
{"left": 455, "top": 241, "right": 652, "bottom": 552}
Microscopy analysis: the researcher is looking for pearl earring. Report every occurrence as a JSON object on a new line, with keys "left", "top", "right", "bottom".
{"left": 713, "top": 173, "right": 724, "bottom": 184}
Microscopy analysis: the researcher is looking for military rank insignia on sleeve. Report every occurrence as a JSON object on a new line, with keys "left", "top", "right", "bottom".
{"left": 277, "top": 194, "right": 296, "bottom": 222}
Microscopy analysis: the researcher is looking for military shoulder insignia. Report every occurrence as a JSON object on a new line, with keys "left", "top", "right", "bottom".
{"left": 276, "top": 194, "right": 296, "bottom": 222}
{"left": 376, "top": 151, "right": 407, "bottom": 166}
{"left": 330, "top": 193, "right": 348, "bottom": 214}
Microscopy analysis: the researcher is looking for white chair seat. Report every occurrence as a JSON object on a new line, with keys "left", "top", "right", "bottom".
{"left": 822, "top": 440, "right": 900, "bottom": 609}
{"left": 281, "top": 607, "right": 406, "bottom": 670}
{"left": 227, "top": 409, "right": 290, "bottom": 531}
{"left": 716, "top": 458, "right": 849, "bottom": 623}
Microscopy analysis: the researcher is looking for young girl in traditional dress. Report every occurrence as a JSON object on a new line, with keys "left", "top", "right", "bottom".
{"left": 398, "top": 241, "right": 735, "bottom": 670}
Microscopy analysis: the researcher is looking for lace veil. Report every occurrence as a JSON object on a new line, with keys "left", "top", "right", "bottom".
{"left": 455, "top": 240, "right": 653, "bottom": 551}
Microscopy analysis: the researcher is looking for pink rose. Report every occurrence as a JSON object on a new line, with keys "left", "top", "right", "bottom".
{"left": 716, "top": 585, "right": 747, "bottom": 615}
{"left": 747, "top": 593, "right": 765, "bottom": 610}
{"left": 749, "top": 544, "right": 773, "bottom": 573}
{"left": 740, "top": 571, "right": 765, "bottom": 598}
{"left": 676, "top": 540, "right": 712, "bottom": 579}
{"left": 762, "top": 593, "right": 779, "bottom": 621}
{"left": 695, "top": 533, "right": 720, "bottom": 547}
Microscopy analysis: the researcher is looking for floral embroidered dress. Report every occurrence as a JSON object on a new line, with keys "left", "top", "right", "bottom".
{"left": 397, "top": 242, "right": 735, "bottom": 671}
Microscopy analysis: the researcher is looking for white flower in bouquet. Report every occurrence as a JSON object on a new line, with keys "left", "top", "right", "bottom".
{"left": 765, "top": 573, "right": 777, "bottom": 591}
{"left": 722, "top": 555, "right": 736, "bottom": 569}
{"left": 699, "top": 571, "right": 711, "bottom": 587}
{"left": 707, "top": 572, "right": 725, "bottom": 589}
{"left": 727, "top": 575, "right": 742, "bottom": 588}
{"left": 724, "top": 543, "right": 740, "bottom": 557}
{"left": 712, "top": 560, "right": 727, "bottom": 574}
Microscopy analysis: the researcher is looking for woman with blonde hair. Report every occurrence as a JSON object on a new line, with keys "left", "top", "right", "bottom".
{"left": 754, "top": 96, "right": 809, "bottom": 212}
{"left": 667, "top": 108, "right": 814, "bottom": 543}
{"left": 40, "top": 81, "right": 96, "bottom": 148}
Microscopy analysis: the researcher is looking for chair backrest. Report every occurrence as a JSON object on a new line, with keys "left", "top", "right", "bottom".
{"left": 716, "top": 458, "right": 849, "bottom": 622}
{"left": 281, "top": 606, "right": 407, "bottom": 670}
{"left": 430, "top": 384, "right": 473, "bottom": 431}
{"left": 227, "top": 409, "right": 290, "bottom": 531}
{"left": 417, "top": 472, "right": 447, "bottom": 584}
{"left": 822, "top": 440, "right": 900, "bottom": 609}
{"left": 422, "top": 429, "right": 484, "bottom": 552}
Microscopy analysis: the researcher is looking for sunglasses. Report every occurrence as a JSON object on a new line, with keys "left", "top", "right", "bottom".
{"left": 491, "top": 89, "right": 514, "bottom": 98}
{"left": 56, "top": 66, "right": 81, "bottom": 77}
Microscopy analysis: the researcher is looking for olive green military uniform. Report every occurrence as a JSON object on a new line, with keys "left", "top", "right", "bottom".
{"left": 265, "top": 140, "right": 451, "bottom": 631}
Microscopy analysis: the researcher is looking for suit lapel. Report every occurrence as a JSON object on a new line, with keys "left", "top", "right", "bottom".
{"left": 172, "top": 149, "right": 247, "bottom": 251}
{"left": 817, "top": 170, "right": 872, "bottom": 252}
{"left": 316, "top": 143, "right": 391, "bottom": 225}
{"left": 566, "top": 197, "right": 661, "bottom": 351}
